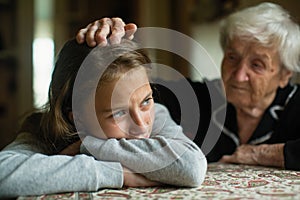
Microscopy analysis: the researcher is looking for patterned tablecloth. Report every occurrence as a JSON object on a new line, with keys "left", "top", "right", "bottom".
{"left": 18, "top": 163, "right": 300, "bottom": 200}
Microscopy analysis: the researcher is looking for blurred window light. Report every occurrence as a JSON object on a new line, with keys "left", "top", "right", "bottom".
{"left": 33, "top": 38, "right": 54, "bottom": 108}
{"left": 33, "top": 0, "right": 54, "bottom": 108}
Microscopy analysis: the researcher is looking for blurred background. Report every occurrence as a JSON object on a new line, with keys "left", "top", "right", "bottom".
{"left": 0, "top": 0, "right": 299, "bottom": 149}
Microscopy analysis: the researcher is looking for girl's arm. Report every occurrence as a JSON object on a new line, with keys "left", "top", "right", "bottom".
{"left": 0, "top": 133, "right": 123, "bottom": 198}
{"left": 81, "top": 103, "right": 207, "bottom": 187}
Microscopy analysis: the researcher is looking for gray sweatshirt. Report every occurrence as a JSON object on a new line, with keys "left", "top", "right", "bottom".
{"left": 0, "top": 103, "right": 206, "bottom": 198}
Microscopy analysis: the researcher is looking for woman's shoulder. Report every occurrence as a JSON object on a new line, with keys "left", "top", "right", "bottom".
{"left": 280, "top": 84, "right": 300, "bottom": 108}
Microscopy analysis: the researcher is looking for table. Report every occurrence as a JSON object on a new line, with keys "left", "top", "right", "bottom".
{"left": 18, "top": 163, "right": 300, "bottom": 199}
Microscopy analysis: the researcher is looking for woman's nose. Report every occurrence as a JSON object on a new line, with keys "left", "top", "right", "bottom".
{"left": 233, "top": 61, "right": 249, "bottom": 82}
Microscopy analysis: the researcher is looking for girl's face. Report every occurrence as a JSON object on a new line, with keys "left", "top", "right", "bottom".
{"left": 95, "top": 67, "right": 155, "bottom": 139}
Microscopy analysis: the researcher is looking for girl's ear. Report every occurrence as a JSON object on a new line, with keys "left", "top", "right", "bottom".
{"left": 68, "top": 112, "right": 74, "bottom": 123}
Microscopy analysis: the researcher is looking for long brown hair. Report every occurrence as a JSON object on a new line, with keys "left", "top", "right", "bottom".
{"left": 20, "top": 39, "right": 151, "bottom": 154}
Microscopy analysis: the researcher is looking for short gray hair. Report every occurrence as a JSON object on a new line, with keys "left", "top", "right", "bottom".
{"left": 220, "top": 2, "right": 300, "bottom": 72}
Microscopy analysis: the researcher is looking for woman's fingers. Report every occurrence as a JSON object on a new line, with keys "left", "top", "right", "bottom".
{"left": 110, "top": 17, "right": 126, "bottom": 45}
{"left": 125, "top": 23, "right": 137, "bottom": 40}
{"left": 76, "top": 18, "right": 137, "bottom": 47}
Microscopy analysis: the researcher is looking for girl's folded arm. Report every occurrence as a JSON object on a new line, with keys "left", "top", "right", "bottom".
{"left": 81, "top": 103, "right": 207, "bottom": 187}
{"left": 0, "top": 133, "right": 123, "bottom": 198}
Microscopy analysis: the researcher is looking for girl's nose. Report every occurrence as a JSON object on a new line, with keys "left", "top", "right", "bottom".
{"left": 128, "top": 110, "right": 150, "bottom": 135}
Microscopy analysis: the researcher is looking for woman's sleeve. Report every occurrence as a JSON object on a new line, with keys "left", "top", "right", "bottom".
{"left": 284, "top": 139, "right": 300, "bottom": 170}
{"left": 0, "top": 133, "right": 123, "bottom": 198}
{"left": 81, "top": 103, "right": 207, "bottom": 187}
{"left": 281, "top": 90, "right": 300, "bottom": 171}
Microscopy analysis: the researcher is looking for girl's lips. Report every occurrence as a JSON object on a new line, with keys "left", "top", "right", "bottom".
{"left": 129, "top": 130, "right": 151, "bottom": 138}
{"left": 131, "top": 134, "right": 150, "bottom": 139}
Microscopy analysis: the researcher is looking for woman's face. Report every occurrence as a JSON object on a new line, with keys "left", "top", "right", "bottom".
{"left": 221, "top": 37, "right": 292, "bottom": 113}
{"left": 95, "top": 67, "right": 155, "bottom": 139}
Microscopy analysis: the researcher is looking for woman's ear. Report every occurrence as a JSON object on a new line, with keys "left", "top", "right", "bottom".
{"left": 279, "top": 69, "right": 293, "bottom": 88}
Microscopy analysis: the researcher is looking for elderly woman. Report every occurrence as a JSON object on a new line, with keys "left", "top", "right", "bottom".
{"left": 77, "top": 2, "right": 300, "bottom": 170}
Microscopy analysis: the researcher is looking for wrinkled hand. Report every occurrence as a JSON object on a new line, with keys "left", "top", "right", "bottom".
{"left": 219, "top": 144, "right": 285, "bottom": 168}
{"left": 59, "top": 140, "right": 82, "bottom": 156}
{"left": 76, "top": 17, "right": 137, "bottom": 47}
{"left": 219, "top": 144, "right": 259, "bottom": 165}
{"left": 122, "top": 166, "right": 161, "bottom": 187}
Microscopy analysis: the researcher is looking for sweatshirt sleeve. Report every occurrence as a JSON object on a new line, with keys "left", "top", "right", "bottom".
{"left": 81, "top": 103, "right": 207, "bottom": 187}
{"left": 0, "top": 133, "right": 123, "bottom": 198}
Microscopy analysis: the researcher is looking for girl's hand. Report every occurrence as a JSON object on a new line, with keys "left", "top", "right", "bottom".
{"left": 59, "top": 140, "right": 82, "bottom": 156}
{"left": 122, "top": 166, "right": 161, "bottom": 187}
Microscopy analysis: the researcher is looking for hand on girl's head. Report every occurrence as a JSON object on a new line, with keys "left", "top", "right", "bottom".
{"left": 76, "top": 17, "right": 137, "bottom": 47}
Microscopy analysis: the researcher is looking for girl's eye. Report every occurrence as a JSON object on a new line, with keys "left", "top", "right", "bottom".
{"left": 141, "top": 97, "right": 153, "bottom": 107}
{"left": 112, "top": 110, "right": 126, "bottom": 118}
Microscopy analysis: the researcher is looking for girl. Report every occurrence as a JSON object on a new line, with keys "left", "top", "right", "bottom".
{"left": 0, "top": 39, "right": 206, "bottom": 198}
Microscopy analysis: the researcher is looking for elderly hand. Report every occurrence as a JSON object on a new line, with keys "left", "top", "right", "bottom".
{"left": 76, "top": 17, "right": 137, "bottom": 47}
{"left": 219, "top": 143, "right": 285, "bottom": 168}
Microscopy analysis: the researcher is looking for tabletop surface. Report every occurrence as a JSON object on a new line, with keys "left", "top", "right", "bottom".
{"left": 18, "top": 163, "right": 300, "bottom": 200}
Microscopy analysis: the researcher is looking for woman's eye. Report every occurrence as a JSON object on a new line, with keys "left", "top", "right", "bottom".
{"left": 251, "top": 61, "right": 265, "bottom": 73}
{"left": 252, "top": 63, "right": 261, "bottom": 68}
{"left": 228, "top": 54, "right": 237, "bottom": 61}
{"left": 112, "top": 110, "right": 126, "bottom": 118}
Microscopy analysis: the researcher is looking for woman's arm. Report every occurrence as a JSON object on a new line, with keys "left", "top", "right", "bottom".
{"left": 219, "top": 143, "right": 285, "bottom": 168}
{"left": 220, "top": 96, "right": 300, "bottom": 171}
{"left": 0, "top": 133, "right": 123, "bottom": 198}
{"left": 81, "top": 103, "right": 207, "bottom": 187}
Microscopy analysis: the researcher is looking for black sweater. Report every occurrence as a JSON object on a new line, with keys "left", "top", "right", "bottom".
{"left": 153, "top": 79, "right": 300, "bottom": 170}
